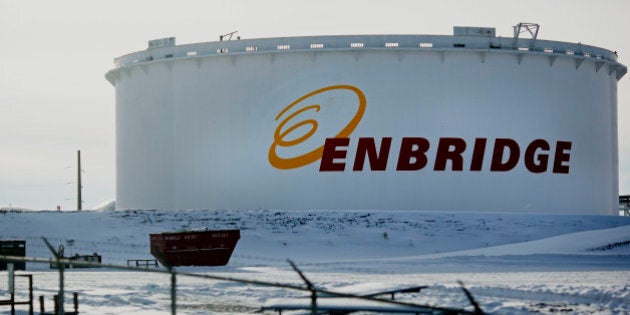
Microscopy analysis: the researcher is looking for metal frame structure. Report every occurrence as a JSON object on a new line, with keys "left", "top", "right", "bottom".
{"left": 1, "top": 238, "right": 485, "bottom": 315}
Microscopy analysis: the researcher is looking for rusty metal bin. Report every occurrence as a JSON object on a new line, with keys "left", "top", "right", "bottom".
{"left": 150, "top": 230, "right": 240, "bottom": 267}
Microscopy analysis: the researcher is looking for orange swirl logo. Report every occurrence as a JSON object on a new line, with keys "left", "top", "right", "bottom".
{"left": 269, "top": 85, "right": 367, "bottom": 169}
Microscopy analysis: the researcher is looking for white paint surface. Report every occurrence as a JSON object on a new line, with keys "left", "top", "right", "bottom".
{"left": 109, "top": 35, "right": 624, "bottom": 213}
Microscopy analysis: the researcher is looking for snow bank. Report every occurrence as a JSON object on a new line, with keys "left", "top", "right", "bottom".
{"left": 0, "top": 210, "right": 629, "bottom": 314}
{"left": 92, "top": 200, "right": 116, "bottom": 211}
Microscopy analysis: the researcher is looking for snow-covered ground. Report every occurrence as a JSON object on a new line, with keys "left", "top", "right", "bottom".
{"left": 1, "top": 209, "right": 629, "bottom": 314}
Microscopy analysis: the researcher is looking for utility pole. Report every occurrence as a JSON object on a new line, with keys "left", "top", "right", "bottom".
{"left": 77, "top": 150, "right": 82, "bottom": 211}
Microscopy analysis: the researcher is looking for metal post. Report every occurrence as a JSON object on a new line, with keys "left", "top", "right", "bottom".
{"left": 39, "top": 296, "right": 44, "bottom": 313}
{"left": 28, "top": 275, "right": 33, "bottom": 315}
{"left": 170, "top": 270, "right": 176, "bottom": 315}
{"left": 287, "top": 260, "right": 317, "bottom": 315}
{"left": 57, "top": 256, "right": 65, "bottom": 314}
{"left": 73, "top": 292, "right": 78, "bottom": 313}
{"left": 42, "top": 238, "right": 65, "bottom": 315}
{"left": 311, "top": 290, "right": 317, "bottom": 315}
{"left": 10, "top": 293, "right": 14, "bottom": 315}
{"left": 8, "top": 263, "right": 14, "bottom": 294}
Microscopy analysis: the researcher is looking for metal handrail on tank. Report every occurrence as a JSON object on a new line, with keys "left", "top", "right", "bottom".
{"left": 106, "top": 34, "right": 626, "bottom": 86}
{"left": 109, "top": 34, "right": 623, "bottom": 70}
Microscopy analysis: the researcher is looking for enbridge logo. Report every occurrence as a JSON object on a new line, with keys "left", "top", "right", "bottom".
{"left": 269, "top": 85, "right": 572, "bottom": 174}
{"left": 268, "top": 85, "right": 367, "bottom": 169}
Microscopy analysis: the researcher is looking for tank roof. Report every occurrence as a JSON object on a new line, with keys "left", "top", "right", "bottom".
{"left": 107, "top": 33, "right": 626, "bottom": 83}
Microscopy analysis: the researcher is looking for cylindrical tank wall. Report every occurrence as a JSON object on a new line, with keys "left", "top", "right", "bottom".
{"left": 111, "top": 46, "right": 622, "bottom": 214}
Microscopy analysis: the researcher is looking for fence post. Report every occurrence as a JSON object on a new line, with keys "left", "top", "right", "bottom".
{"left": 28, "top": 275, "right": 33, "bottom": 315}
{"left": 73, "top": 292, "right": 78, "bottom": 313}
{"left": 39, "top": 296, "right": 44, "bottom": 313}
{"left": 57, "top": 250, "right": 65, "bottom": 315}
{"left": 155, "top": 250, "right": 176, "bottom": 315}
{"left": 53, "top": 295, "right": 59, "bottom": 314}
{"left": 310, "top": 290, "right": 317, "bottom": 315}
{"left": 42, "top": 238, "right": 65, "bottom": 315}
{"left": 170, "top": 270, "right": 176, "bottom": 315}
{"left": 287, "top": 260, "right": 317, "bottom": 315}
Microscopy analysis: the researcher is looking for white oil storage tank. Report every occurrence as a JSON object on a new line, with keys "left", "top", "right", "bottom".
{"left": 105, "top": 25, "right": 626, "bottom": 214}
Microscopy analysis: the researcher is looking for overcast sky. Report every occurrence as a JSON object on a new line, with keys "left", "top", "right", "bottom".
{"left": 1, "top": 0, "right": 628, "bottom": 210}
